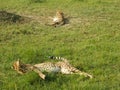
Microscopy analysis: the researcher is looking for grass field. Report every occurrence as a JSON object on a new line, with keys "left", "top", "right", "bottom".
{"left": 0, "top": 0, "right": 120, "bottom": 90}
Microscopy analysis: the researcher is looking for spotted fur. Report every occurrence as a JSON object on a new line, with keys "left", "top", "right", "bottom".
{"left": 46, "top": 11, "right": 65, "bottom": 27}
{"left": 12, "top": 57, "right": 93, "bottom": 80}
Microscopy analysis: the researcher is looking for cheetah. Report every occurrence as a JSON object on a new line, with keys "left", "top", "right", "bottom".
{"left": 12, "top": 57, "right": 93, "bottom": 80}
{"left": 46, "top": 11, "right": 65, "bottom": 27}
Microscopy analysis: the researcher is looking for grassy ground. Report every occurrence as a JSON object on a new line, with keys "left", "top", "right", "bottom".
{"left": 0, "top": 0, "right": 120, "bottom": 90}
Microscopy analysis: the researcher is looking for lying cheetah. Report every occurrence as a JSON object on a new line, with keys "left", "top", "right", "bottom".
{"left": 46, "top": 11, "right": 65, "bottom": 27}
{"left": 12, "top": 57, "right": 93, "bottom": 80}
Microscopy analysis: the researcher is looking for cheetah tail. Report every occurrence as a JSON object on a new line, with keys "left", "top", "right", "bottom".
{"left": 49, "top": 56, "right": 68, "bottom": 62}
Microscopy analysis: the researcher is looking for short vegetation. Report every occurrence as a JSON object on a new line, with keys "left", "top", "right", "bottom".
{"left": 0, "top": 0, "right": 120, "bottom": 90}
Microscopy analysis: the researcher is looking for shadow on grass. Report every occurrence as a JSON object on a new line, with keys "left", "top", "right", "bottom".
{"left": 31, "top": 0, "right": 46, "bottom": 3}
{"left": 29, "top": 72, "right": 91, "bottom": 86}
{"left": 64, "top": 18, "right": 69, "bottom": 25}
{"left": 0, "top": 10, "right": 30, "bottom": 24}
{"left": 29, "top": 74, "right": 57, "bottom": 85}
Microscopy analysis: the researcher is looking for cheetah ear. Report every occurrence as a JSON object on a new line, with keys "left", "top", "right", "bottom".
{"left": 12, "top": 62, "right": 18, "bottom": 70}
{"left": 12, "top": 59, "right": 20, "bottom": 70}
{"left": 56, "top": 10, "right": 64, "bottom": 15}
{"left": 16, "top": 59, "right": 20, "bottom": 67}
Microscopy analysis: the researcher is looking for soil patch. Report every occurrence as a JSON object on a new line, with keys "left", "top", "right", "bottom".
{"left": 0, "top": 11, "right": 30, "bottom": 24}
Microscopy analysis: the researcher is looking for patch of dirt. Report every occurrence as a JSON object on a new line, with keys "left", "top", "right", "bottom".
{"left": 0, "top": 11, "right": 30, "bottom": 24}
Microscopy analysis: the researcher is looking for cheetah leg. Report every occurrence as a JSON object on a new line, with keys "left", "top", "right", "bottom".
{"left": 76, "top": 71, "right": 93, "bottom": 79}
{"left": 45, "top": 22, "right": 56, "bottom": 27}
{"left": 64, "top": 71, "right": 93, "bottom": 79}
{"left": 61, "top": 69, "right": 93, "bottom": 79}
{"left": 72, "top": 67, "right": 93, "bottom": 79}
{"left": 57, "top": 21, "right": 65, "bottom": 26}
{"left": 70, "top": 68, "right": 93, "bottom": 79}
{"left": 31, "top": 66, "right": 46, "bottom": 80}
{"left": 16, "top": 70, "right": 24, "bottom": 75}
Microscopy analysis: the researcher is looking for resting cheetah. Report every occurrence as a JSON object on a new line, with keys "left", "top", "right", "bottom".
{"left": 46, "top": 11, "right": 65, "bottom": 27}
{"left": 12, "top": 57, "right": 93, "bottom": 80}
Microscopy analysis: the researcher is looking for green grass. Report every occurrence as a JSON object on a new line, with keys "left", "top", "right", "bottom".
{"left": 0, "top": 0, "right": 120, "bottom": 90}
